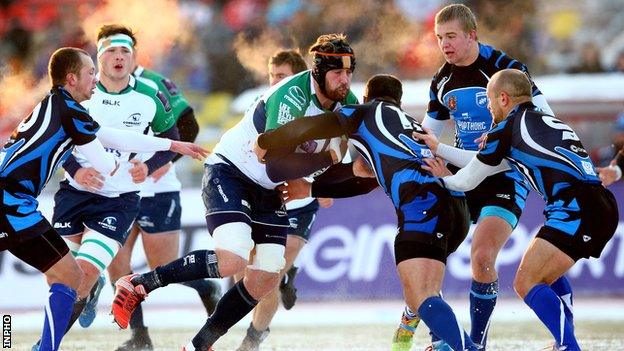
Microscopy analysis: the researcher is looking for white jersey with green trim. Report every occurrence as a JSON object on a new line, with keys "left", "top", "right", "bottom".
{"left": 207, "top": 70, "right": 358, "bottom": 190}
{"left": 134, "top": 74, "right": 182, "bottom": 196}
{"left": 66, "top": 75, "right": 175, "bottom": 197}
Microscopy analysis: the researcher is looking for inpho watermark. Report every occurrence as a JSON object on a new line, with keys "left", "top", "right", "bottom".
{"left": 2, "top": 315, "right": 10, "bottom": 349}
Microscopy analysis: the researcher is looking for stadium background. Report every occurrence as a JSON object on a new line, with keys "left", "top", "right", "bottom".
{"left": 1, "top": 0, "right": 623, "bottom": 339}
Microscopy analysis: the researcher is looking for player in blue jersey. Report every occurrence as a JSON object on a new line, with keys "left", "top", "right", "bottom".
{"left": 0, "top": 47, "right": 207, "bottom": 351}
{"left": 392, "top": 4, "right": 571, "bottom": 351}
{"left": 254, "top": 74, "right": 483, "bottom": 351}
{"left": 417, "top": 68, "right": 618, "bottom": 351}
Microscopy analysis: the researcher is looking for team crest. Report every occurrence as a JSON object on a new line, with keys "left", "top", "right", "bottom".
{"left": 447, "top": 95, "right": 457, "bottom": 111}
{"left": 476, "top": 91, "right": 488, "bottom": 108}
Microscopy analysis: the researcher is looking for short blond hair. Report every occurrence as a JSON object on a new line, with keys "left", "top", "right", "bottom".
{"left": 435, "top": 4, "right": 477, "bottom": 33}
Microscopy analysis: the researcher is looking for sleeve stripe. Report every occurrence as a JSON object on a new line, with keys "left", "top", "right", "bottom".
{"left": 495, "top": 53, "right": 506, "bottom": 68}
{"left": 505, "top": 59, "right": 518, "bottom": 69}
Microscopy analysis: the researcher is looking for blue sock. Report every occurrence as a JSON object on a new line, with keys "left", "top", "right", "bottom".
{"left": 550, "top": 276, "right": 574, "bottom": 325}
{"left": 418, "top": 296, "right": 477, "bottom": 351}
{"left": 524, "top": 284, "right": 580, "bottom": 351}
{"left": 470, "top": 279, "right": 498, "bottom": 347}
{"left": 39, "top": 283, "right": 77, "bottom": 351}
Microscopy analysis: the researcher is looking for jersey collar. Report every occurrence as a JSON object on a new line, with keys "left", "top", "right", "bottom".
{"left": 96, "top": 75, "right": 135, "bottom": 95}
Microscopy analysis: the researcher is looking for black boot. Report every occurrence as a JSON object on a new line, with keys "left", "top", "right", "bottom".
{"left": 236, "top": 322, "right": 270, "bottom": 351}
{"left": 115, "top": 326, "right": 153, "bottom": 351}
{"left": 279, "top": 266, "right": 299, "bottom": 310}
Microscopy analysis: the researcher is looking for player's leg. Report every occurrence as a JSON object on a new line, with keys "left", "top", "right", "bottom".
{"left": 516, "top": 185, "right": 618, "bottom": 351}
{"left": 112, "top": 164, "right": 253, "bottom": 330}
{"left": 139, "top": 192, "right": 222, "bottom": 315}
{"left": 469, "top": 212, "right": 513, "bottom": 349}
{"left": 238, "top": 234, "right": 305, "bottom": 351}
{"left": 182, "top": 169, "right": 289, "bottom": 350}
{"left": 513, "top": 237, "right": 578, "bottom": 350}
{"left": 108, "top": 225, "right": 152, "bottom": 351}
{"left": 467, "top": 174, "right": 527, "bottom": 350}
{"left": 397, "top": 191, "right": 477, "bottom": 351}
{"left": 9, "top": 228, "right": 82, "bottom": 351}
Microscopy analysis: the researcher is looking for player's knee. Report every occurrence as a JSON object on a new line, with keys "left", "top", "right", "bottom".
{"left": 75, "top": 230, "right": 120, "bottom": 274}
{"left": 212, "top": 222, "right": 254, "bottom": 261}
{"left": 513, "top": 272, "right": 533, "bottom": 298}
{"left": 251, "top": 243, "right": 286, "bottom": 274}
{"left": 215, "top": 249, "right": 247, "bottom": 277}
{"left": 244, "top": 269, "right": 281, "bottom": 299}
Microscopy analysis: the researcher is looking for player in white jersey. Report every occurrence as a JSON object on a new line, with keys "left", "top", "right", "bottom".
{"left": 102, "top": 63, "right": 221, "bottom": 351}
{"left": 31, "top": 25, "right": 178, "bottom": 349}
{"left": 111, "top": 34, "right": 357, "bottom": 351}
{"left": 236, "top": 49, "right": 335, "bottom": 351}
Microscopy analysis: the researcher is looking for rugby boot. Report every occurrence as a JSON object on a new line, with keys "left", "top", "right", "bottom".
{"left": 79, "top": 274, "right": 106, "bottom": 328}
{"left": 115, "top": 326, "right": 153, "bottom": 351}
{"left": 236, "top": 322, "right": 270, "bottom": 351}
{"left": 424, "top": 340, "right": 453, "bottom": 351}
{"left": 279, "top": 266, "right": 298, "bottom": 310}
{"left": 182, "top": 341, "right": 214, "bottom": 351}
{"left": 391, "top": 310, "right": 421, "bottom": 351}
{"left": 112, "top": 274, "right": 148, "bottom": 329}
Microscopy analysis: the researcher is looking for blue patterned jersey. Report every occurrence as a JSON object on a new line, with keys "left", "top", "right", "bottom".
{"left": 427, "top": 43, "right": 542, "bottom": 151}
{"left": 0, "top": 86, "right": 99, "bottom": 197}
{"left": 477, "top": 102, "right": 600, "bottom": 201}
{"left": 336, "top": 99, "right": 457, "bottom": 208}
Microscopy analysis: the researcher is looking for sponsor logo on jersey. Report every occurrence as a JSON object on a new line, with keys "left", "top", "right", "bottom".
{"left": 436, "top": 76, "right": 450, "bottom": 91}
{"left": 457, "top": 120, "right": 487, "bottom": 132}
{"left": 53, "top": 222, "right": 71, "bottom": 229}
{"left": 137, "top": 216, "right": 154, "bottom": 227}
{"left": 277, "top": 102, "right": 293, "bottom": 124}
{"left": 447, "top": 95, "right": 457, "bottom": 111}
{"left": 98, "top": 216, "right": 117, "bottom": 231}
{"left": 103, "top": 99, "right": 120, "bottom": 106}
{"left": 123, "top": 113, "right": 142, "bottom": 127}
{"left": 286, "top": 86, "right": 306, "bottom": 110}
{"left": 476, "top": 91, "right": 488, "bottom": 108}
{"left": 496, "top": 193, "right": 511, "bottom": 200}
{"left": 583, "top": 235, "right": 591, "bottom": 242}
{"left": 289, "top": 217, "right": 299, "bottom": 229}
{"left": 0, "top": 232, "right": 7, "bottom": 239}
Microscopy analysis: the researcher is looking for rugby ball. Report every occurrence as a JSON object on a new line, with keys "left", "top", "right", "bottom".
{"left": 296, "top": 136, "right": 346, "bottom": 162}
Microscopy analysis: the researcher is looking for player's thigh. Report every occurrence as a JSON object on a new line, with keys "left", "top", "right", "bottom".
{"left": 284, "top": 200, "right": 319, "bottom": 267}
{"left": 109, "top": 224, "right": 140, "bottom": 272}
{"left": 471, "top": 215, "right": 513, "bottom": 257}
{"left": 397, "top": 257, "right": 446, "bottom": 309}
{"left": 514, "top": 237, "right": 574, "bottom": 297}
{"left": 135, "top": 192, "right": 182, "bottom": 268}
{"left": 141, "top": 230, "right": 180, "bottom": 269}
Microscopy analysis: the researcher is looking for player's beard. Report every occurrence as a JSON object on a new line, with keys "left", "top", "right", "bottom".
{"left": 325, "top": 83, "right": 349, "bottom": 102}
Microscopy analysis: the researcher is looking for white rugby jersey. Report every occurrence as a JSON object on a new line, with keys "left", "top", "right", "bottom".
{"left": 66, "top": 75, "right": 175, "bottom": 197}
{"left": 207, "top": 70, "right": 358, "bottom": 190}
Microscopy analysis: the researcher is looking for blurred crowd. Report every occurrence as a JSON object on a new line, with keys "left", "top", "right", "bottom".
{"left": 2, "top": 0, "right": 624, "bottom": 173}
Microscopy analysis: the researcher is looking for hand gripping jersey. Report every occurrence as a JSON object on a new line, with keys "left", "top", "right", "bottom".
{"left": 66, "top": 75, "right": 175, "bottom": 197}
{"left": 208, "top": 70, "right": 358, "bottom": 189}
{"left": 427, "top": 43, "right": 544, "bottom": 151}
{"left": 476, "top": 102, "right": 600, "bottom": 200}
{"left": 133, "top": 66, "right": 187, "bottom": 196}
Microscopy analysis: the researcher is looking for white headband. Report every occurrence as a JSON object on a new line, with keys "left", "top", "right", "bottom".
{"left": 97, "top": 33, "right": 134, "bottom": 57}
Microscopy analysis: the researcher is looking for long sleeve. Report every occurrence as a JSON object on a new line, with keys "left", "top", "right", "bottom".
{"left": 97, "top": 126, "right": 171, "bottom": 152}
{"left": 75, "top": 139, "right": 117, "bottom": 175}
{"left": 441, "top": 157, "right": 503, "bottom": 192}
